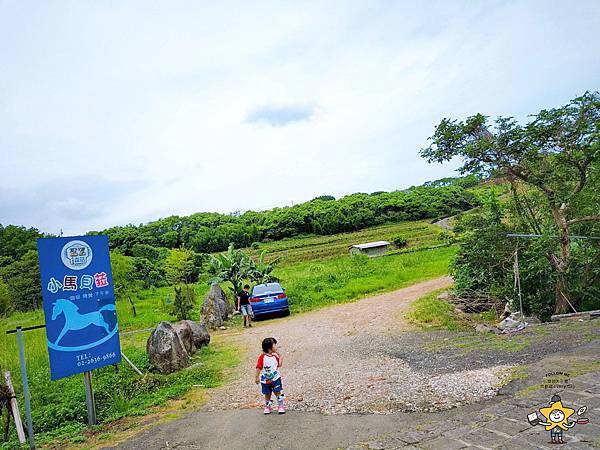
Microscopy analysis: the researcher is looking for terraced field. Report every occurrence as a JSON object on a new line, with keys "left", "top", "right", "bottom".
{"left": 246, "top": 221, "right": 444, "bottom": 266}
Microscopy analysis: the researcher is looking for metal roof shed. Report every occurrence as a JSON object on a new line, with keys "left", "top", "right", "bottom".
{"left": 349, "top": 241, "right": 390, "bottom": 258}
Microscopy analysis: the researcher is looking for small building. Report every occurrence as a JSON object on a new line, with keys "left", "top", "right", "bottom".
{"left": 349, "top": 241, "right": 390, "bottom": 258}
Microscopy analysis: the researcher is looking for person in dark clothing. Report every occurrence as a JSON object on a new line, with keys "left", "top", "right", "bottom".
{"left": 237, "top": 284, "right": 253, "bottom": 327}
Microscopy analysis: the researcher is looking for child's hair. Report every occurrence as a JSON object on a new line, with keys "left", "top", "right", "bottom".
{"left": 244, "top": 284, "right": 250, "bottom": 289}
{"left": 261, "top": 337, "right": 277, "bottom": 353}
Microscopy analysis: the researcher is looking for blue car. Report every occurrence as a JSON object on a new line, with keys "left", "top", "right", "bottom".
{"left": 250, "top": 282, "right": 290, "bottom": 318}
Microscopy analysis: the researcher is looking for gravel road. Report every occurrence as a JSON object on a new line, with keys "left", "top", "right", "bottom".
{"left": 204, "top": 276, "right": 511, "bottom": 414}
{"left": 114, "top": 277, "right": 600, "bottom": 450}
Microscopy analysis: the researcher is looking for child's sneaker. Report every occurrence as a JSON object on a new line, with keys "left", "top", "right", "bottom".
{"left": 277, "top": 395, "right": 285, "bottom": 414}
{"left": 263, "top": 402, "right": 272, "bottom": 415}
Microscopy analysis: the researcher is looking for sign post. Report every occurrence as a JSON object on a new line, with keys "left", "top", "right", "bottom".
{"left": 83, "top": 371, "right": 97, "bottom": 426}
{"left": 37, "top": 235, "right": 121, "bottom": 425}
{"left": 17, "top": 327, "right": 35, "bottom": 449}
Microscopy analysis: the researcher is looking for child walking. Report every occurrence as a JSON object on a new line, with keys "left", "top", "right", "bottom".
{"left": 255, "top": 337, "right": 286, "bottom": 414}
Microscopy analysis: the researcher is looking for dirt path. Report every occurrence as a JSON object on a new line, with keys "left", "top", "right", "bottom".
{"left": 114, "top": 277, "right": 600, "bottom": 449}
{"left": 433, "top": 216, "right": 452, "bottom": 230}
{"left": 202, "top": 276, "right": 509, "bottom": 415}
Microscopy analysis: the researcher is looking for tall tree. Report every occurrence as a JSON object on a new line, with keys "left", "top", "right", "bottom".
{"left": 421, "top": 92, "right": 600, "bottom": 314}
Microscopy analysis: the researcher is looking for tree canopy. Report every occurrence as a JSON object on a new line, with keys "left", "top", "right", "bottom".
{"left": 97, "top": 179, "right": 479, "bottom": 255}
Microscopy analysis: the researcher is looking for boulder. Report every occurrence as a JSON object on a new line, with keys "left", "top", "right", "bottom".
{"left": 146, "top": 321, "right": 189, "bottom": 374}
{"left": 173, "top": 321, "right": 196, "bottom": 354}
{"left": 181, "top": 320, "right": 210, "bottom": 349}
{"left": 221, "top": 287, "right": 234, "bottom": 317}
{"left": 201, "top": 283, "right": 232, "bottom": 329}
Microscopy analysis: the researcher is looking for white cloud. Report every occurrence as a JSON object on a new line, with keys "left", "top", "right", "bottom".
{"left": 245, "top": 102, "right": 317, "bottom": 127}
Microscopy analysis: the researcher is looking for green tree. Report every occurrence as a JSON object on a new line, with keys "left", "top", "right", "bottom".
{"left": 110, "top": 252, "right": 139, "bottom": 298}
{"left": 163, "top": 248, "right": 197, "bottom": 285}
{"left": 0, "top": 224, "right": 42, "bottom": 267}
{"left": 0, "top": 278, "right": 11, "bottom": 316}
{"left": 208, "top": 244, "right": 251, "bottom": 296}
{"left": 133, "top": 257, "right": 164, "bottom": 288}
{"left": 421, "top": 92, "right": 600, "bottom": 314}
{"left": 392, "top": 235, "right": 408, "bottom": 248}
{"left": 0, "top": 250, "right": 41, "bottom": 311}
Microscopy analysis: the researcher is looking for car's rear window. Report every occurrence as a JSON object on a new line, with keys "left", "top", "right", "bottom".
{"left": 252, "top": 283, "right": 283, "bottom": 296}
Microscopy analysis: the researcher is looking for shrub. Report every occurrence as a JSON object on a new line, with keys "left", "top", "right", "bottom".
{"left": 392, "top": 235, "right": 408, "bottom": 248}
{"left": 437, "top": 230, "right": 456, "bottom": 244}
{"left": 172, "top": 284, "right": 195, "bottom": 321}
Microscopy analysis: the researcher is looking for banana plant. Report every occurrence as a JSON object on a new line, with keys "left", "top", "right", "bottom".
{"left": 208, "top": 243, "right": 252, "bottom": 296}
{"left": 248, "top": 251, "right": 281, "bottom": 284}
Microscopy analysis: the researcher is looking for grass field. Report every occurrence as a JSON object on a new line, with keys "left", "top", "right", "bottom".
{"left": 278, "top": 246, "right": 454, "bottom": 313}
{"left": 0, "top": 220, "right": 452, "bottom": 448}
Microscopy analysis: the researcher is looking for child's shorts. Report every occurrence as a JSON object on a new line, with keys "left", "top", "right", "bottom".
{"left": 261, "top": 377, "right": 283, "bottom": 395}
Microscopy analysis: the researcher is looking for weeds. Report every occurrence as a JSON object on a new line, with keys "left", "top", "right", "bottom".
{"left": 407, "top": 290, "right": 468, "bottom": 331}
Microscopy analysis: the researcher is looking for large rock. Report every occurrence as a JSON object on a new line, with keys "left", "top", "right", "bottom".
{"left": 201, "top": 283, "right": 232, "bottom": 330}
{"left": 181, "top": 320, "right": 210, "bottom": 349}
{"left": 222, "top": 288, "right": 234, "bottom": 317}
{"left": 173, "top": 321, "right": 196, "bottom": 354}
{"left": 146, "top": 321, "right": 189, "bottom": 374}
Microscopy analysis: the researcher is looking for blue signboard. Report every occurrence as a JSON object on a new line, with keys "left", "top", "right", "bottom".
{"left": 37, "top": 235, "right": 121, "bottom": 380}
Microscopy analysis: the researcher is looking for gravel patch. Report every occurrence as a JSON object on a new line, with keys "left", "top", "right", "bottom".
{"left": 204, "top": 277, "right": 516, "bottom": 415}
{"left": 381, "top": 321, "right": 600, "bottom": 374}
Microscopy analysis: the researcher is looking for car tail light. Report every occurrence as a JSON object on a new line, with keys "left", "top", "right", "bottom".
{"left": 276, "top": 293, "right": 286, "bottom": 299}
{"left": 250, "top": 297, "right": 261, "bottom": 302}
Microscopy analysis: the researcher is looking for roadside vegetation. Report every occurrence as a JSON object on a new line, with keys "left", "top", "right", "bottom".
{"left": 0, "top": 176, "right": 480, "bottom": 317}
{"left": 408, "top": 290, "right": 600, "bottom": 358}
{"left": 422, "top": 92, "right": 600, "bottom": 318}
{"left": 407, "top": 290, "right": 469, "bottom": 331}
{"left": 280, "top": 246, "right": 454, "bottom": 313}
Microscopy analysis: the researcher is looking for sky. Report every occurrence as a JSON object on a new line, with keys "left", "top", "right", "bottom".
{"left": 1, "top": 1, "right": 599, "bottom": 235}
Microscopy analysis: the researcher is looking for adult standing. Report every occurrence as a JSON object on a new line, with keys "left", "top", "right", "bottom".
{"left": 237, "top": 284, "right": 253, "bottom": 327}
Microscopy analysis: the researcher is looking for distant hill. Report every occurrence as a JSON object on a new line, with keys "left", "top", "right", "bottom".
{"left": 92, "top": 175, "right": 482, "bottom": 255}
{"left": 0, "top": 175, "right": 484, "bottom": 260}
